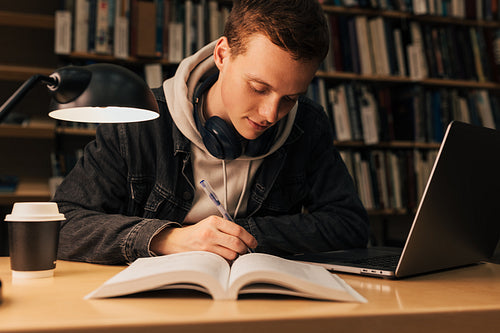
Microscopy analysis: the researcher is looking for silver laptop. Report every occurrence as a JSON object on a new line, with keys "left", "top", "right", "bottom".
{"left": 289, "top": 121, "right": 500, "bottom": 278}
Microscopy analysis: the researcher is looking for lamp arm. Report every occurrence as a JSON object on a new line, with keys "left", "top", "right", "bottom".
{"left": 0, "top": 74, "right": 57, "bottom": 123}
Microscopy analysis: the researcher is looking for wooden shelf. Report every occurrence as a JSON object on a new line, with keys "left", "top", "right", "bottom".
{"left": 0, "top": 178, "right": 51, "bottom": 205}
{"left": 56, "top": 127, "right": 97, "bottom": 136}
{"left": 64, "top": 52, "right": 178, "bottom": 66}
{"left": 0, "top": 10, "right": 54, "bottom": 29}
{"left": 422, "top": 77, "right": 500, "bottom": 90}
{"left": 0, "top": 64, "right": 55, "bottom": 82}
{"left": 0, "top": 124, "right": 56, "bottom": 139}
{"left": 334, "top": 140, "right": 441, "bottom": 149}
{"left": 0, "top": 124, "right": 98, "bottom": 139}
{"left": 316, "top": 70, "right": 500, "bottom": 90}
{"left": 322, "top": 5, "right": 500, "bottom": 28}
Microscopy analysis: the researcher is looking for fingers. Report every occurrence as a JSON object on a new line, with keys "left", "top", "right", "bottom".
{"left": 199, "top": 217, "right": 256, "bottom": 259}
{"left": 214, "top": 217, "right": 258, "bottom": 250}
{"left": 153, "top": 216, "right": 258, "bottom": 261}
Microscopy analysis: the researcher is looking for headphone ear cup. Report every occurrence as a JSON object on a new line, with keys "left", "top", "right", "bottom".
{"left": 193, "top": 105, "right": 226, "bottom": 159}
{"left": 204, "top": 116, "right": 242, "bottom": 160}
{"left": 198, "top": 125, "right": 226, "bottom": 159}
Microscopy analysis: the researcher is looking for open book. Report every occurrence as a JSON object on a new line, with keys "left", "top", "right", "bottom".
{"left": 85, "top": 251, "right": 366, "bottom": 302}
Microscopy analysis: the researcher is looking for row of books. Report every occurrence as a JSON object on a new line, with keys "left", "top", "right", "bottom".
{"left": 55, "top": 0, "right": 232, "bottom": 62}
{"left": 308, "top": 79, "right": 500, "bottom": 144}
{"left": 420, "top": 25, "right": 499, "bottom": 82}
{"left": 323, "top": 0, "right": 500, "bottom": 20}
{"left": 340, "top": 148, "right": 438, "bottom": 211}
{"left": 323, "top": 14, "right": 500, "bottom": 82}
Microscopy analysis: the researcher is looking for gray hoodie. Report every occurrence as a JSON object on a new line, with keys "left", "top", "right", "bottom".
{"left": 163, "top": 40, "right": 297, "bottom": 223}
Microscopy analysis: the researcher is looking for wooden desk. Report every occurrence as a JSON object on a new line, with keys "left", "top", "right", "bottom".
{"left": 1, "top": 257, "right": 499, "bottom": 333}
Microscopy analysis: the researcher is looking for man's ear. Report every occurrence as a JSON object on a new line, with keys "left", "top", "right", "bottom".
{"left": 214, "top": 37, "right": 231, "bottom": 70}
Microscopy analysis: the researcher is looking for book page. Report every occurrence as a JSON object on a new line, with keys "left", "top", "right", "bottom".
{"left": 85, "top": 251, "right": 230, "bottom": 299}
{"left": 228, "top": 253, "right": 366, "bottom": 302}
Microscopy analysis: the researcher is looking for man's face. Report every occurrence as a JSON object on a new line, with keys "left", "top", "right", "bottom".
{"left": 211, "top": 34, "right": 319, "bottom": 140}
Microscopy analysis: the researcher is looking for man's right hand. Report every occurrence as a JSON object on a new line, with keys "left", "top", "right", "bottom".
{"left": 150, "top": 216, "right": 258, "bottom": 260}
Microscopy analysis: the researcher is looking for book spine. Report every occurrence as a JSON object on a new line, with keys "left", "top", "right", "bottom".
{"left": 162, "top": 0, "right": 171, "bottom": 60}
{"left": 114, "top": 0, "right": 130, "bottom": 59}
{"left": 393, "top": 28, "right": 407, "bottom": 76}
{"left": 95, "top": 0, "right": 111, "bottom": 54}
{"left": 422, "top": 24, "right": 438, "bottom": 78}
{"left": 384, "top": 19, "right": 398, "bottom": 75}
{"left": 359, "top": 86, "right": 379, "bottom": 144}
{"left": 87, "top": 0, "right": 98, "bottom": 53}
{"left": 329, "top": 14, "right": 344, "bottom": 72}
{"left": 74, "top": 0, "right": 90, "bottom": 53}
{"left": 338, "top": 16, "right": 353, "bottom": 72}
{"left": 347, "top": 17, "right": 360, "bottom": 74}
{"left": 470, "top": 26, "right": 486, "bottom": 82}
{"left": 184, "top": 0, "right": 193, "bottom": 57}
{"left": 55, "top": 10, "right": 73, "bottom": 55}
{"left": 208, "top": 0, "right": 220, "bottom": 42}
{"left": 135, "top": 0, "right": 157, "bottom": 57}
{"left": 345, "top": 83, "right": 363, "bottom": 141}
{"left": 331, "top": 85, "right": 352, "bottom": 141}
{"left": 476, "top": 27, "right": 492, "bottom": 82}
{"left": 107, "top": 0, "right": 116, "bottom": 54}
{"left": 170, "top": 22, "right": 184, "bottom": 62}
{"left": 409, "top": 21, "right": 428, "bottom": 79}
{"left": 355, "top": 16, "right": 373, "bottom": 75}
{"left": 155, "top": 0, "right": 164, "bottom": 57}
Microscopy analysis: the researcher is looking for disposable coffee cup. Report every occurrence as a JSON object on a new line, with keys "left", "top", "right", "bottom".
{"left": 5, "top": 202, "right": 65, "bottom": 279}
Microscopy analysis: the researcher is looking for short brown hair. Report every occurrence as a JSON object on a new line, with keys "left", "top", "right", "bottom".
{"left": 224, "top": 0, "right": 329, "bottom": 62}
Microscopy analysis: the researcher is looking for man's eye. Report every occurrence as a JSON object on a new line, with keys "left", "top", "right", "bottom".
{"left": 252, "top": 87, "right": 266, "bottom": 94}
{"left": 249, "top": 83, "right": 266, "bottom": 94}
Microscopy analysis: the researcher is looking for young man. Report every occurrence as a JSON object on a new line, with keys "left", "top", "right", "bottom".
{"left": 54, "top": 0, "right": 369, "bottom": 264}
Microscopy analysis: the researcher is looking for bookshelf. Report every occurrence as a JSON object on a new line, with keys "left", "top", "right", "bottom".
{"left": 311, "top": 2, "right": 500, "bottom": 224}
{"left": 0, "top": 2, "right": 60, "bottom": 210}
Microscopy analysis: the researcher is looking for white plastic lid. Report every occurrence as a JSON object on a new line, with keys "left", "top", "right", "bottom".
{"left": 4, "top": 202, "right": 65, "bottom": 222}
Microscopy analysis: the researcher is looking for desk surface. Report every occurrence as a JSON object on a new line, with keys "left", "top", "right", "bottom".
{"left": 1, "top": 257, "right": 500, "bottom": 333}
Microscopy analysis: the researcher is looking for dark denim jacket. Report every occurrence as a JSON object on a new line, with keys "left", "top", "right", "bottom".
{"left": 54, "top": 88, "right": 369, "bottom": 264}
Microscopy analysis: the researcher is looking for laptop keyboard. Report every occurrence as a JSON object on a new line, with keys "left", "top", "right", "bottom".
{"left": 351, "top": 254, "right": 400, "bottom": 269}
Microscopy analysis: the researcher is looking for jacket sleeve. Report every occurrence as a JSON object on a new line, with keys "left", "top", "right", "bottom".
{"left": 240, "top": 102, "right": 370, "bottom": 256}
{"left": 53, "top": 123, "right": 178, "bottom": 265}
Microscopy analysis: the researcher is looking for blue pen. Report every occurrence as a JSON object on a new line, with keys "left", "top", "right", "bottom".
{"left": 200, "top": 180, "right": 234, "bottom": 221}
{"left": 200, "top": 179, "right": 255, "bottom": 253}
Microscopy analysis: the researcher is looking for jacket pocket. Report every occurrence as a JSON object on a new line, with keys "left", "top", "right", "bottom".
{"left": 129, "top": 178, "right": 187, "bottom": 220}
{"left": 128, "top": 177, "right": 156, "bottom": 217}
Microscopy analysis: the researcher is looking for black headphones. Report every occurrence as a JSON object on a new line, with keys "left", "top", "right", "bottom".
{"left": 193, "top": 73, "right": 277, "bottom": 160}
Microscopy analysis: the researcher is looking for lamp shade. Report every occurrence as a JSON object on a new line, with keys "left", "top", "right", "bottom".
{"left": 47, "top": 63, "right": 160, "bottom": 123}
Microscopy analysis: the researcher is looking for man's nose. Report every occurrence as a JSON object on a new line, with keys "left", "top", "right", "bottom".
{"left": 259, "top": 96, "right": 280, "bottom": 124}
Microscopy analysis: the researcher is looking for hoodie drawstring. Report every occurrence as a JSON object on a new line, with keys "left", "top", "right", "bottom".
{"left": 222, "top": 159, "right": 252, "bottom": 219}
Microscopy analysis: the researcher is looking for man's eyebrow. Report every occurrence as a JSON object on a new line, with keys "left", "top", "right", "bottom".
{"left": 246, "top": 74, "right": 307, "bottom": 96}
{"left": 246, "top": 74, "right": 272, "bottom": 87}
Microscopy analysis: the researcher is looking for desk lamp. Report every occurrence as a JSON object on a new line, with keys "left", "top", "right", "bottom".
{"left": 0, "top": 64, "right": 159, "bottom": 292}
{"left": 0, "top": 63, "right": 160, "bottom": 123}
